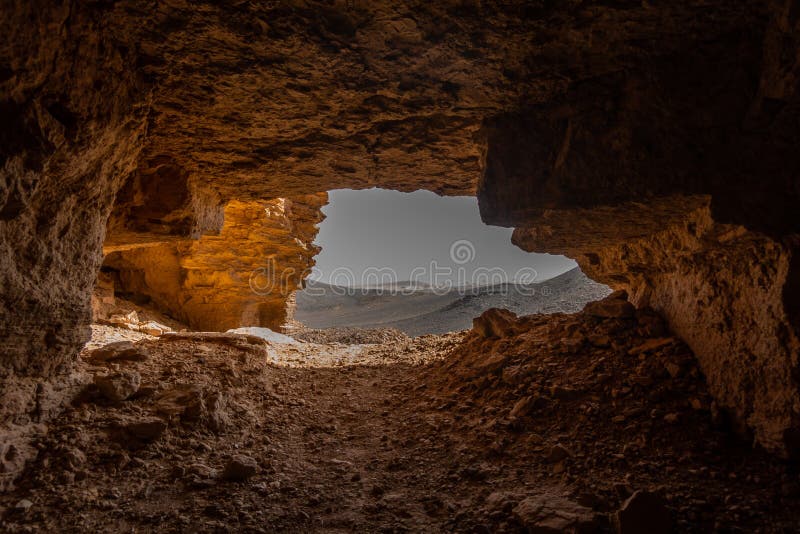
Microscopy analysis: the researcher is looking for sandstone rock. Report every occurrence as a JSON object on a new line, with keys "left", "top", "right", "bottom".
{"left": 222, "top": 455, "right": 258, "bottom": 482}
{"left": 473, "top": 308, "right": 519, "bottom": 339}
{"left": 154, "top": 385, "right": 229, "bottom": 431}
{"left": 89, "top": 341, "right": 149, "bottom": 364}
{"left": 513, "top": 494, "right": 598, "bottom": 533}
{"left": 94, "top": 371, "right": 141, "bottom": 402}
{"left": 614, "top": 491, "right": 671, "bottom": 534}
{"left": 513, "top": 198, "right": 800, "bottom": 455}
{"left": 139, "top": 321, "right": 170, "bottom": 336}
{"left": 108, "top": 311, "right": 140, "bottom": 330}
{"left": 103, "top": 197, "right": 324, "bottom": 332}
{"left": 583, "top": 294, "right": 636, "bottom": 319}
{"left": 155, "top": 385, "right": 204, "bottom": 420}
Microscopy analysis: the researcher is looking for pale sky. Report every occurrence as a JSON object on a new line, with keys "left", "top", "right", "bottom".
{"left": 309, "top": 188, "right": 576, "bottom": 287}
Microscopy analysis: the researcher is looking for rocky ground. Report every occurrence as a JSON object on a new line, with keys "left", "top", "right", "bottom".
{"left": 288, "top": 326, "right": 411, "bottom": 345}
{"left": 2, "top": 293, "right": 800, "bottom": 532}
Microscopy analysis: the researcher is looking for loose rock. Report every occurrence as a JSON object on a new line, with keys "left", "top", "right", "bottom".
{"left": 513, "top": 493, "right": 598, "bottom": 532}
{"left": 94, "top": 371, "right": 141, "bottom": 401}
{"left": 14, "top": 499, "right": 33, "bottom": 513}
{"left": 583, "top": 292, "right": 636, "bottom": 319}
{"left": 222, "top": 455, "right": 258, "bottom": 482}
{"left": 89, "top": 341, "right": 149, "bottom": 364}
{"left": 473, "top": 308, "right": 519, "bottom": 339}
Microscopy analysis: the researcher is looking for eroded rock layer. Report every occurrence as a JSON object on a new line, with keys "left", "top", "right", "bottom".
{"left": 103, "top": 195, "right": 325, "bottom": 332}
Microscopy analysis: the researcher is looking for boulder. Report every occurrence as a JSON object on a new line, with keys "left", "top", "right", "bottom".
{"left": 222, "top": 454, "right": 258, "bottom": 482}
{"left": 583, "top": 292, "right": 636, "bottom": 319}
{"left": 473, "top": 308, "right": 519, "bottom": 339}
{"left": 513, "top": 493, "right": 598, "bottom": 533}
{"left": 94, "top": 371, "right": 141, "bottom": 401}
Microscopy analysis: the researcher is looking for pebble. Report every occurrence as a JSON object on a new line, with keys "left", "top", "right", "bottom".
{"left": 89, "top": 341, "right": 149, "bottom": 363}
{"left": 14, "top": 499, "right": 33, "bottom": 513}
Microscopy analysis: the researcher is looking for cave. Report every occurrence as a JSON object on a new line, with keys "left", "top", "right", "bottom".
{"left": 1, "top": 0, "right": 799, "bottom": 531}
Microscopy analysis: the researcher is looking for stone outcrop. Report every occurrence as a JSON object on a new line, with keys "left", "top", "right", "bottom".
{"left": 511, "top": 198, "right": 800, "bottom": 455}
{"left": 473, "top": 1, "right": 800, "bottom": 455}
{"left": 103, "top": 195, "right": 325, "bottom": 331}
{"left": 1, "top": 0, "right": 799, "bottom": 485}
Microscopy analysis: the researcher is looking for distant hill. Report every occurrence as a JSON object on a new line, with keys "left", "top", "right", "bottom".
{"left": 294, "top": 268, "right": 610, "bottom": 336}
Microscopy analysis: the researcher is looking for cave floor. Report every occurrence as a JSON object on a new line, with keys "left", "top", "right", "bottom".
{"left": 2, "top": 312, "right": 800, "bottom": 533}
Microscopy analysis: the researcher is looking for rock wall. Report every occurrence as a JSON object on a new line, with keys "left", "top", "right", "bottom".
{"left": 511, "top": 198, "right": 800, "bottom": 455}
{"left": 475, "top": 1, "right": 800, "bottom": 455}
{"left": 0, "top": 1, "right": 151, "bottom": 490}
{"left": 103, "top": 195, "right": 325, "bottom": 332}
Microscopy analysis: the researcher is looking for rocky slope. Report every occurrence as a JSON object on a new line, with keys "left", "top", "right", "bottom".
{"left": 511, "top": 197, "right": 800, "bottom": 456}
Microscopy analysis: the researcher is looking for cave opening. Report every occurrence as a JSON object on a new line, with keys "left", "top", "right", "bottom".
{"left": 87, "top": 187, "right": 609, "bottom": 344}
{"left": 293, "top": 188, "right": 609, "bottom": 337}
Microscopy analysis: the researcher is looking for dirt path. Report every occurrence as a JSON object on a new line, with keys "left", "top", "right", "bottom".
{"left": 2, "top": 313, "right": 800, "bottom": 532}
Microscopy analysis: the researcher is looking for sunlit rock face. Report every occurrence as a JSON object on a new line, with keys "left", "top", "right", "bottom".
{"left": 103, "top": 195, "right": 325, "bottom": 332}
{"left": 0, "top": 0, "right": 799, "bottom": 486}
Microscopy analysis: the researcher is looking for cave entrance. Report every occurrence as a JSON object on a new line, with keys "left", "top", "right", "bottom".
{"left": 291, "top": 188, "right": 609, "bottom": 337}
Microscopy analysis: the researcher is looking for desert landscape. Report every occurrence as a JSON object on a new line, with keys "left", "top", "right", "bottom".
{"left": 295, "top": 267, "right": 611, "bottom": 336}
